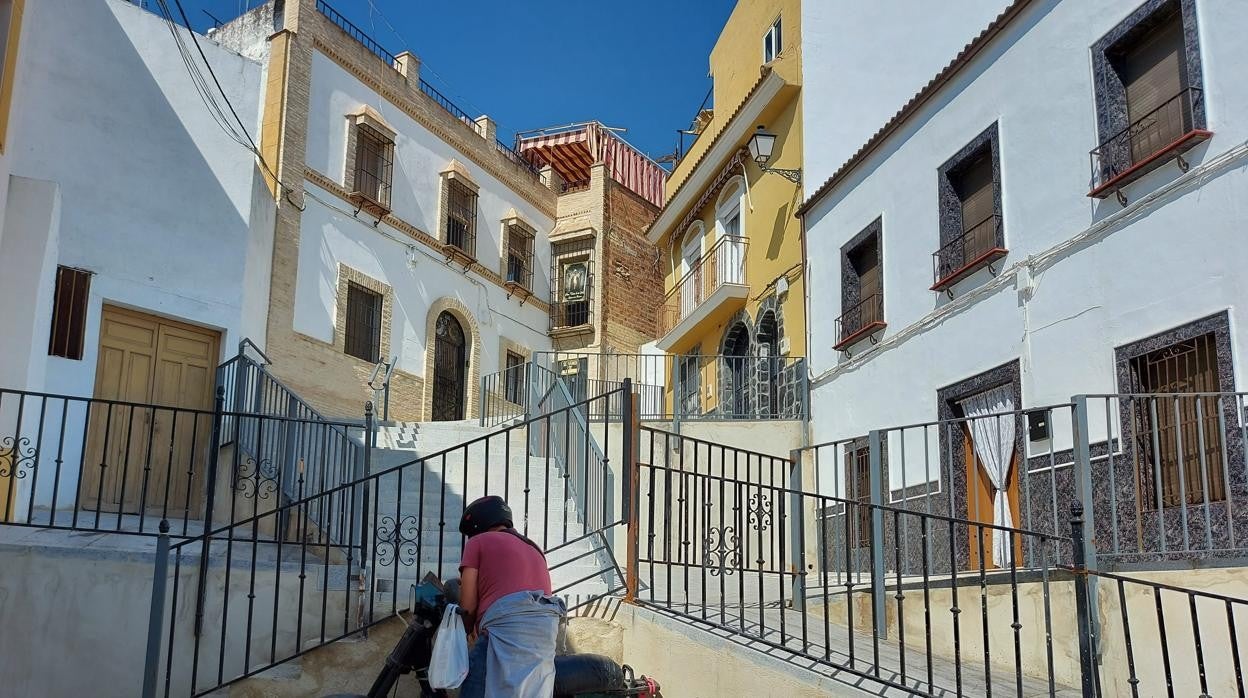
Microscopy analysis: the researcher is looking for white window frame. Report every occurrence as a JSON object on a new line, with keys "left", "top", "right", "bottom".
{"left": 763, "top": 16, "right": 783, "bottom": 63}
{"left": 715, "top": 178, "right": 746, "bottom": 285}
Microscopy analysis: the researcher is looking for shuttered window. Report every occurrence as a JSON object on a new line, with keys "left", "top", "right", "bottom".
{"left": 954, "top": 152, "right": 995, "bottom": 258}
{"left": 845, "top": 442, "right": 874, "bottom": 548}
{"left": 48, "top": 266, "right": 91, "bottom": 360}
{"left": 1121, "top": 13, "right": 1188, "bottom": 163}
{"left": 344, "top": 283, "right": 382, "bottom": 362}
{"left": 504, "top": 351, "right": 525, "bottom": 404}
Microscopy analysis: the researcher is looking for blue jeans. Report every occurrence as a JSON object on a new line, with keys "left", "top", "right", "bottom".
{"left": 458, "top": 633, "right": 489, "bottom": 698}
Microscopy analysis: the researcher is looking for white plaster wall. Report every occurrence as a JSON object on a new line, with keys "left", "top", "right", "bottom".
{"left": 803, "top": 0, "right": 1248, "bottom": 491}
{"left": 801, "top": 0, "right": 1011, "bottom": 189}
{"left": 0, "top": 177, "right": 60, "bottom": 391}
{"left": 0, "top": 0, "right": 272, "bottom": 399}
{"left": 295, "top": 183, "right": 553, "bottom": 378}
{"left": 304, "top": 51, "right": 554, "bottom": 301}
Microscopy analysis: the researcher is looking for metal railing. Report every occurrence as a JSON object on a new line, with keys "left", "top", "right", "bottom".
{"left": 632, "top": 422, "right": 1248, "bottom": 696}
{"left": 418, "top": 78, "right": 479, "bottom": 133}
{"left": 315, "top": 0, "right": 396, "bottom": 66}
{"left": 801, "top": 391, "right": 1248, "bottom": 573}
{"left": 561, "top": 178, "right": 592, "bottom": 193}
{"left": 1090, "top": 86, "right": 1204, "bottom": 191}
{"left": 496, "top": 137, "right": 542, "bottom": 177}
{"left": 367, "top": 357, "right": 396, "bottom": 422}
{"left": 660, "top": 235, "right": 747, "bottom": 338}
{"left": 835, "top": 292, "right": 884, "bottom": 347}
{"left": 479, "top": 352, "right": 808, "bottom": 425}
{"left": 144, "top": 386, "right": 629, "bottom": 697}
{"left": 932, "top": 214, "right": 1002, "bottom": 288}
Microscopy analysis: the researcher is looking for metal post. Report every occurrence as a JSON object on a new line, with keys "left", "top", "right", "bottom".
{"left": 868, "top": 429, "right": 888, "bottom": 639}
{"left": 382, "top": 363, "right": 391, "bottom": 422}
{"left": 622, "top": 378, "right": 641, "bottom": 603}
{"left": 789, "top": 448, "right": 806, "bottom": 610}
{"left": 670, "top": 353, "right": 681, "bottom": 436}
{"left": 141, "top": 520, "right": 171, "bottom": 698}
{"left": 193, "top": 387, "right": 225, "bottom": 637}
{"left": 1071, "top": 501, "right": 1099, "bottom": 698}
{"left": 1072, "top": 395, "right": 1101, "bottom": 659}
{"left": 361, "top": 402, "right": 374, "bottom": 570}
{"left": 524, "top": 358, "right": 538, "bottom": 422}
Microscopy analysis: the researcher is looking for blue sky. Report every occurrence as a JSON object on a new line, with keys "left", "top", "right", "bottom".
{"left": 177, "top": 0, "right": 737, "bottom": 161}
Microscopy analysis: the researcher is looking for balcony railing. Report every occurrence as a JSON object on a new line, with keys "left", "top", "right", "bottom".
{"left": 931, "top": 214, "right": 1006, "bottom": 292}
{"left": 659, "top": 235, "right": 748, "bottom": 337}
{"left": 834, "top": 292, "right": 885, "bottom": 350}
{"left": 1089, "top": 86, "right": 1211, "bottom": 199}
{"left": 316, "top": 0, "right": 396, "bottom": 66}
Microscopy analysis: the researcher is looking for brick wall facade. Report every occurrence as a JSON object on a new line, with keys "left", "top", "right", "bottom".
{"left": 602, "top": 180, "right": 662, "bottom": 353}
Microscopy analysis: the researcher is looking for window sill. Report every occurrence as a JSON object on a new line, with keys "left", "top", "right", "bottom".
{"left": 347, "top": 191, "right": 391, "bottom": 218}
{"left": 503, "top": 281, "right": 533, "bottom": 304}
{"left": 1087, "top": 129, "right": 1213, "bottom": 200}
{"left": 442, "top": 243, "right": 476, "bottom": 268}
{"left": 549, "top": 324, "right": 593, "bottom": 339}
{"left": 930, "top": 247, "right": 1008, "bottom": 292}
{"left": 833, "top": 321, "right": 886, "bottom": 352}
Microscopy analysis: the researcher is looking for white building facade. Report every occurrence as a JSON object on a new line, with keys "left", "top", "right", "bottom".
{"left": 800, "top": 0, "right": 1248, "bottom": 564}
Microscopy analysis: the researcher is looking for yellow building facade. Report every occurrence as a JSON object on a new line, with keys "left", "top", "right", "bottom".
{"left": 646, "top": 0, "right": 805, "bottom": 419}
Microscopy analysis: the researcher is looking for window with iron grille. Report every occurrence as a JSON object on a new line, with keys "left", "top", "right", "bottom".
{"left": 505, "top": 224, "right": 534, "bottom": 291}
{"left": 504, "top": 351, "right": 525, "bottom": 404}
{"left": 444, "top": 179, "right": 477, "bottom": 257}
{"left": 844, "top": 440, "right": 874, "bottom": 548}
{"left": 1128, "top": 331, "right": 1226, "bottom": 509}
{"left": 678, "top": 354, "right": 700, "bottom": 416}
{"left": 1090, "top": 0, "right": 1205, "bottom": 187}
{"left": 344, "top": 282, "right": 382, "bottom": 362}
{"left": 48, "top": 266, "right": 91, "bottom": 360}
{"left": 353, "top": 124, "right": 393, "bottom": 209}
{"left": 549, "top": 237, "right": 594, "bottom": 330}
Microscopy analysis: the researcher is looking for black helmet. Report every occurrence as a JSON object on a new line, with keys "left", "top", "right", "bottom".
{"left": 459, "top": 496, "right": 513, "bottom": 538}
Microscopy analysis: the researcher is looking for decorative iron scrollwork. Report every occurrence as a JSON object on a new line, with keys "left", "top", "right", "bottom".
{"left": 0, "top": 436, "right": 35, "bottom": 479}
{"left": 747, "top": 492, "right": 773, "bottom": 531}
{"left": 704, "top": 526, "right": 741, "bottom": 577}
{"left": 234, "top": 458, "right": 279, "bottom": 500}
{"left": 374, "top": 514, "right": 420, "bottom": 567}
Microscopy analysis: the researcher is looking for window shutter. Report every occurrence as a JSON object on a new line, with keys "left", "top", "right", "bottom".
{"left": 1123, "top": 17, "right": 1185, "bottom": 123}
{"left": 957, "top": 154, "right": 995, "bottom": 234}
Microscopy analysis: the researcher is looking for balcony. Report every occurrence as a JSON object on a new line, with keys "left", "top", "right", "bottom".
{"left": 1088, "top": 87, "right": 1211, "bottom": 201}
{"left": 931, "top": 214, "right": 1007, "bottom": 292}
{"left": 656, "top": 235, "right": 748, "bottom": 351}
{"left": 833, "top": 292, "right": 885, "bottom": 351}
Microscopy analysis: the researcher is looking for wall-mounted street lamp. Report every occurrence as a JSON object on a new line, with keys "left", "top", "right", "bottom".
{"left": 748, "top": 125, "right": 802, "bottom": 184}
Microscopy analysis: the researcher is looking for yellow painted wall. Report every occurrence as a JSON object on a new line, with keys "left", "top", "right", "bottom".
{"left": 666, "top": 0, "right": 801, "bottom": 197}
{"left": 654, "top": 0, "right": 805, "bottom": 415}
{"left": 0, "top": 0, "right": 27, "bottom": 154}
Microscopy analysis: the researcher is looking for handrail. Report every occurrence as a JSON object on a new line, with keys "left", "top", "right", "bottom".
{"left": 367, "top": 356, "right": 397, "bottom": 422}
{"left": 237, "top": 337, "right": 271, "bottom": 366}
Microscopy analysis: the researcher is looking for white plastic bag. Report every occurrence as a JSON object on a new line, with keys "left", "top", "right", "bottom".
{"left": 428, "top": 603, "right": 470, "bottom": 689}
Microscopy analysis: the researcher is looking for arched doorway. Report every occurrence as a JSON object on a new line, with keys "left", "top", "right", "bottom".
{"left": 432, "top": 311, "right": 467, "bottom": 421}
{"left": 756, "top": 311, "right": 780, "bottom": 418}
{"left": 722, "top": 322, "right": 752, "bottom": 418}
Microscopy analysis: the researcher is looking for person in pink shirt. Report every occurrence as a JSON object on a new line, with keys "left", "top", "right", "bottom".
{"left": 457, "top": 496, "right": 565, "bottom": 697}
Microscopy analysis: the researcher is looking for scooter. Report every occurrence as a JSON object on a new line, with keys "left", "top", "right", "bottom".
{"left": 327, "top": 574, "right": 661, "bottom": 698}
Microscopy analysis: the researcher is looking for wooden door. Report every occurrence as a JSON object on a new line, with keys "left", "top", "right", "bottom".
{"left": 83, "top": 306, "right": 218, "bottom": 514}
{"left": 964, "top": 426, "right": 1022, "bottom": 570}
{"left": 431, "top": 311, "right": 467, "bottom": 421}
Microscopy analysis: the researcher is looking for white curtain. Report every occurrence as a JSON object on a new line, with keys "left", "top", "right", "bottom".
{"left": 958, "top": 385, "right": 1016, "bottom": 567}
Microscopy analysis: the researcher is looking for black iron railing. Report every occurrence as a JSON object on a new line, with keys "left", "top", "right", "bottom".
{"left": 835, "top": 292, "right": 884, "bottom": 347}
{"left": 1090, "top": 86, "right": 1205, "bottom": 192}
{"left": 561, "top": 178, "right": 592, "bottom": 193}
{"left": 932, "top": 214, "right": 1003, "bottom": 288}
{"left": 419, "top": 78, "right": 477, "bottom": 130}
{"left": 315, "top": 0, "right": 396, "bottom": 66}
{"left": 145, "top": 386, "right": 629, "bottom": 697}
{"left": 497, "top": 138, "right": 542, "bottom": 177}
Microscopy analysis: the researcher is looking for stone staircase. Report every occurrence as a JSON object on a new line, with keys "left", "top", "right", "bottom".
{"left": 366, "top": 419, "right": 620, "bottom": 604}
